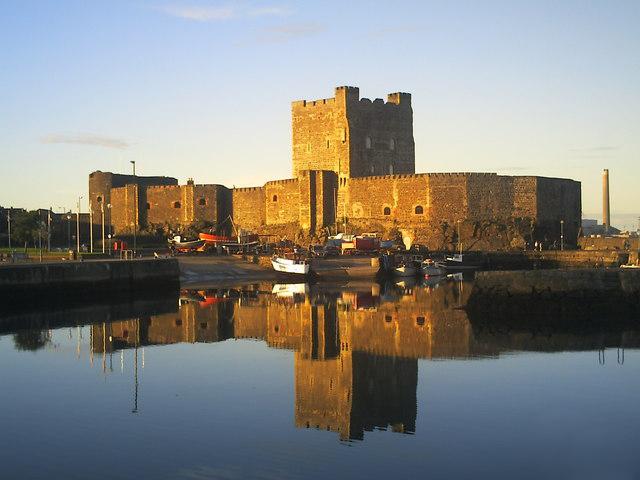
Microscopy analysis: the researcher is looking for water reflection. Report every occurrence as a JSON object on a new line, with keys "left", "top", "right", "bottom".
{"left": 2, "top": 276, "right": 639, "bottom": 443}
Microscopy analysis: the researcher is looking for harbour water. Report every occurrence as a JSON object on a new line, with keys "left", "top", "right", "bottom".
{"left": 1, "top": 278, "right": 639, "bottom": 479}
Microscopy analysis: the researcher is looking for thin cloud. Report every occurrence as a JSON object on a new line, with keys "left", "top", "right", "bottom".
{"left": 496, "top": 166, "right": 531, "bottom": 172}
{"left": 568, "top": 145, "right": 620, "bottom": 159}
{"left": 41, "top": 133, "right": 130, "bottom": 150}
{"left": 158, "top": 3, "right": 290, "bottom": 22}
{"left": 249, "top": 6, "right": 291, "bottom": 17}
{"left": 158, "top": 5, "right": 234, "bottom": 21}
{"left": 257, "top": 22, "right": 325, "bottom": 43}
{"left": 367, "top": 25, "right": 425, "bottom": 38}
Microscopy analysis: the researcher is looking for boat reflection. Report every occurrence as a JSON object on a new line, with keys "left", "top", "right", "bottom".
{"left": 2, "top": 277, "right": 639, "bottom": 442}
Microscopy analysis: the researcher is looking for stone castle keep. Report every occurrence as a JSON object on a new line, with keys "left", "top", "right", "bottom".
{"left": 89, "top": 86, "right": 582, "bottom": 249}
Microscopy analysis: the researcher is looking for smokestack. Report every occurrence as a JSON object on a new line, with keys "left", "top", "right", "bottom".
{"left": 602, "top": 169, "right": 610, "bottom": 234}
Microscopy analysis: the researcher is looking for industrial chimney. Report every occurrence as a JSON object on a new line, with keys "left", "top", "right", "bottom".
{"left": 602, "top": 169, "right": 610, "bottom": 235}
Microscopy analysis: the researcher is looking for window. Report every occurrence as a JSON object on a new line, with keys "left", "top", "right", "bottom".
{"left": 97, "top": 196, "right": 103, "bottom": 203}
{"left": 385, "top": 315, "right": 392, "bottom": 323}
{"left": 200, "top": 322, "right": 208, "bottom": 329}
{"left": 146, "top": 202, "right": 151, "bottom": 210}
{"left": 415, "top": 205, "right": 424, "bottom": 215}
{"left": 383, "top": 207, "right": 391, "bottom": 216}
{"left": 272, "top": 195, "right": 278, "bottom": 202}
{"left": 416, "top": 316, "right": 425, "bottom": 326}
{"left": 173, "top": 201, "right": 181, "bottom": 209}
{"left": 198, "top": 198, "right": 206, "bottom": 206}
{"left": 389, "top": 164, "right": 394, "bottom": 175}
{"left": 389, "top": 139, "right": 395, "bottom": 150}
{"left": 365, "top": 136, "right": 372, "bottom": 149}
{"left": 370, "top": 165, "right": 375, "bottom": 174}
{"left": 175, "top": 319, "right": 182, "bottom": 326}
{"left": 326, "top": 139, "right": 330, "bottom": 149}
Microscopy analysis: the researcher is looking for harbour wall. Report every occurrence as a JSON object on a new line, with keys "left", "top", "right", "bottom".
{"left": 0, "top": 259, "right": 180, "bottom": 301}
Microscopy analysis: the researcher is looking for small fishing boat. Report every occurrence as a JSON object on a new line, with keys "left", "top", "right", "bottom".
{"left": 271, "top": 256, "right": 311, "bottom": 275}
{"left": 421, "top": 259, "right": 445, "bottom": 277}
{"left": 393, "top": 263, "right": 417, "bottom": 277}
{"left": 435, "top": 253, "right": 482, "bottom": 271}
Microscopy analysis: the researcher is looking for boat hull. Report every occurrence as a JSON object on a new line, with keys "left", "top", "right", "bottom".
{"left": 271, "top": 258, "right": 310, "bottom": 275}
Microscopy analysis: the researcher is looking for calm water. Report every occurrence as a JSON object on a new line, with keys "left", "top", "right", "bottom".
{"left": 1, "top": 278, "right": 639, "bottom": 479}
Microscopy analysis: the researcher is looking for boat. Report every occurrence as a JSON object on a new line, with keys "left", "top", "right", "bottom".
{"left": 435, "top": 253, "right": 482, "bottom": 271}
{"left": 271, "top": 256, "right": 311, "bottom": 275}
{"left": 393, "top": 263, "right": 417, "bottom": 277}
{"left": 421, "top": 259, "right": 445, "bottom": 277}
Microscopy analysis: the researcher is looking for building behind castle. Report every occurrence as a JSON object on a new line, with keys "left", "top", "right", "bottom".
{"left": 89, "top": 86, "right": 581, "bottom": 249}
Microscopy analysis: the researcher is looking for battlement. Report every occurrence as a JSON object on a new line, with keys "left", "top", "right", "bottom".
{"left": 233, "top": 186, "right": 264, "bottom": 193}
{"left": 265, "top": 178, "right": 298, "bottom": 186}
{"left": 349, "top": 173, "right": 430, "bottom": 182}
{"left": 426, "top": 172, "right": 498, "bottom": 177}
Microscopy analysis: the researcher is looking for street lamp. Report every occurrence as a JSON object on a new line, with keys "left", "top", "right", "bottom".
{"left": 89, "top": 204, "right": 93, "bottom": 253}
{"left": 66, "top": 213, "right": 72, "bottom": 250}
{"left": 6, "top": 207, "right": 11, "bottom": 250}
{"left": 130, "top": 161, "right": 137, "bottom": 256}
{"left": 76, "top": 196, "right": 82, "bottom": 255}
{"left": 107, "top": 204, "right": 112, "bottom": 255}
{"left": 101, "top": 201, "right": 105, "bottom": 254}
{"left": 560, "top": 220, "right": 564, "bottom": 251}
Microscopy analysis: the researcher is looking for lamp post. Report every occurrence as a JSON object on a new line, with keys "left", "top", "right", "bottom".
{"left": 107, "top": 204, "right": 112, "bottom": 255}
{"left": 47, "top": 207, "right": 52, "bottom": 252}
{"left": 76, "top": 196, "right": 82, "bottom": 255}
{"left": 66, "top": 213, "right": 71, "bottom": 250}
{"left": 130, "top": 161, "right": 137, "bottom": 256}
{"left": 89, "top": 204, "right": 94, "bottom": 253}
{"left": 7, "top": 207, "right": 11, "bottom": 250}
{"left": 560, "top": 220, "right": 564, "bottom": 251}
{"left": 101, "top": 202, "right": 105, "bottom": 254}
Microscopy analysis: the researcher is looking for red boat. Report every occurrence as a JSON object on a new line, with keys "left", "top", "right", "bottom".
{"left": 199, "top": 233, "right": 233, "bottom": 243}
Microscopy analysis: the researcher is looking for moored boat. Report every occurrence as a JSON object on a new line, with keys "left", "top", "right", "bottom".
{"left": 421, "top": 259, "right": 445, "bottom": 277}
{"left": 393, "top": 264, "right": 417, "bottom": 277}
{"left": 435, "top": 253, "right": 482, "bottom": 271}
{"left": 271, "top": 256, "right": 311, "bottom": 275}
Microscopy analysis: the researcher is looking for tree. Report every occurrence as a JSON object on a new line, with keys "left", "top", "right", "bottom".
{"left": 11, "top": 210, "right": 41, "bottom": 247}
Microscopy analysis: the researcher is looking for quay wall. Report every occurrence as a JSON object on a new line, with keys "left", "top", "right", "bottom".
{"left": 0, "top": 259, "right": 180, "bottom": 299}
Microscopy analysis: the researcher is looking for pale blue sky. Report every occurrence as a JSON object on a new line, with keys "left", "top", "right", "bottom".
{"left": 1, "top": 0, "right": 638, "bottom": 222}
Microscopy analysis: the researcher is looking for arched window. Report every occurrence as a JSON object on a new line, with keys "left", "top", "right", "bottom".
{"left": 272, "top": 195, "right": 278, "bottom": 202}
{"left": 389, "top": 164, "right": 394, "bottom": 175}
{"left": 389, "top": 138, "right": 395, "bottom": 150}
{"left": 173, "top": 201, "right": 181, "bottom": 209}
{"left": 383, "top": 206, "right": 391, "bottom": 216}
{"left": 416, "top": 316, "right": 425, "bottom": 326}
{"left": 365, "top": 136, "right": 372, "bottom": 149}
{"left": 385, "top": 315, "right": 392, "bottom": 323}
{"left": 146, "top": 202, "right": 151, "bottom": 210}
{"left": 97, "top": 196, "right": 103, "bottom": 204}
{"left": 198, "top": 198, "right": 206, "bottom": 206}
{"left": 415, "top": 205, "right": 424, "bottom": 215}
{"left": 370, "top": 164, "right": 375, "bottom": 174}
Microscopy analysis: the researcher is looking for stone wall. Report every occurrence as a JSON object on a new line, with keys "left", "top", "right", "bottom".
{"left": 231, "top": 187, "right": 265, "bottom": 232}
{"left": 265, "top": 179, "right": 300, "bottom": 226}
{"left": 88, "top": 170, "right": 177, "bottom": 221}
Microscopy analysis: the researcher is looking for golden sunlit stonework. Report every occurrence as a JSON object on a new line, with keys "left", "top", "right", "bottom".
{"left": 90, "top": 86, "right": 581, "bottom": 249}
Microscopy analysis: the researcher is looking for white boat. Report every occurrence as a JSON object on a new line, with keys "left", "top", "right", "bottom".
{"left": 271, "top": 256, "right": 311, "bottom": 275}
{"left": 421, "top": 259, "right": 445, "bottom": 277}
{"left": 393, "top": 264, "right": 417, "bottom": 277}
{"left": 435, "top": 253, "right": 482, "bottom": 271}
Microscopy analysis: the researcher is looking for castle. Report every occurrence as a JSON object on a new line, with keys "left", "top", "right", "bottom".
{"left": 89, "top": 86, "right": 581, "bottom": 249}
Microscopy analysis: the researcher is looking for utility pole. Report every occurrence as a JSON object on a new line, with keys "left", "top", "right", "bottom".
{"left": 101, "top": 202, "right": 105, "bottom": 254}
{"left": 560, "top": 220, "right": 564, "bottom": 251}
{"left": 7, "top": 207, "right": 11, "bottom": 250}
{"left": 130, "top": 161, "right": 137, "bottom": 256}
{"left": 47, "top": 207, "right": 52, "bottom": 252}
{"left": 67, "top": 213, "right": 71, "bottom": 250}
{"left": 89, "top": 204, "right": 94, "bottom": 253}
{"left": 76, "top": 196, "right": 82, "bottom": 255}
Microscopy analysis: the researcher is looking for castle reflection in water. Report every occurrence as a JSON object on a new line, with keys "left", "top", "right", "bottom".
{"left": 80, "top": 278, "right": 640, "bottom": 441}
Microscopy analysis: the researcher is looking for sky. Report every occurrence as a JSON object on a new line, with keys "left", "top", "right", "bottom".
{"left": 1, "top": 0, "right": 638, "bottom": 224}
